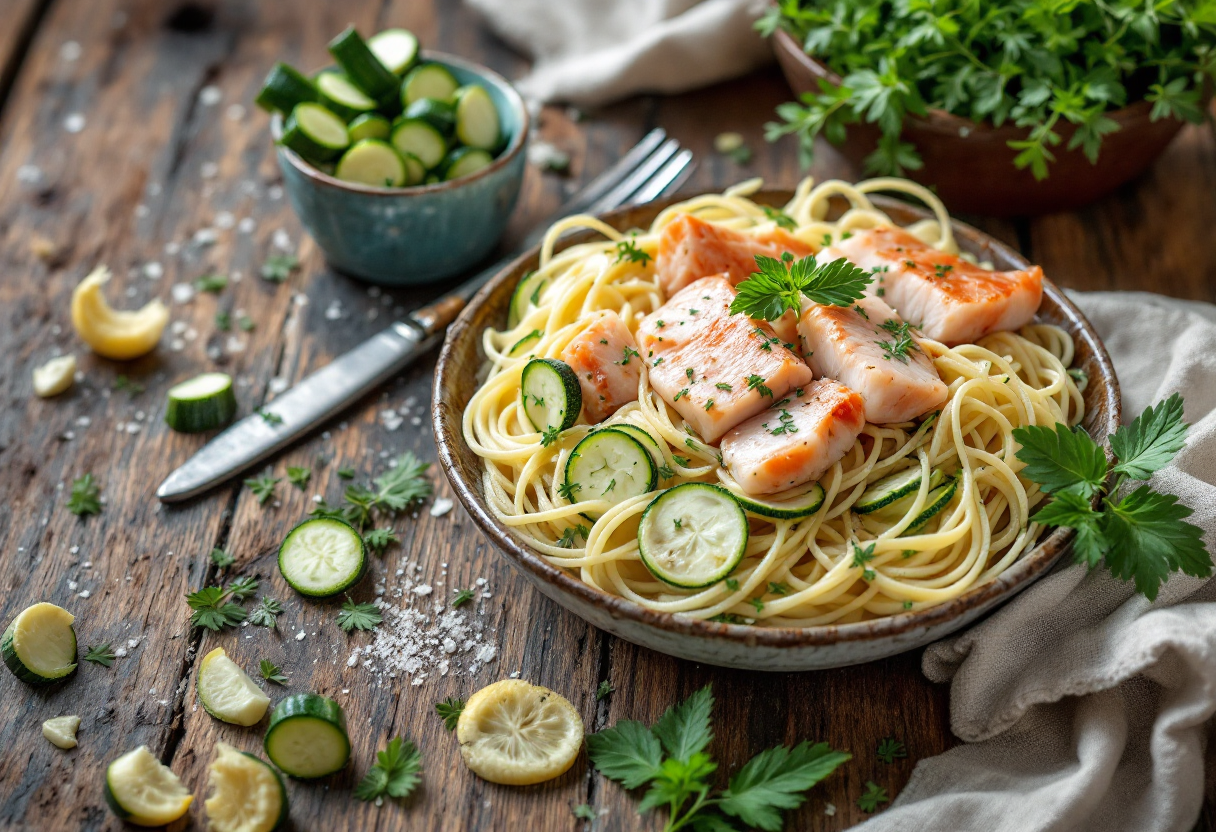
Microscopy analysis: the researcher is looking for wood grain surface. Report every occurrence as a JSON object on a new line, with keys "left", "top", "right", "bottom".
{"left": 0, "top": 1, "right": 1211, "bottom": 830}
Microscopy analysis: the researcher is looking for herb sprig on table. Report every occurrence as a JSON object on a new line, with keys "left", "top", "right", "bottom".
{"left": 730, "top": 252, "right": 871, "bottom": 321}
{"left": 354, "top": 737, "right": 422, "bottom": 803}
{"left": 759, "top": 0, "right": 1216, "bottom": 178}
{"left": 311, "top": 452, "right": 433, "bottom": 531}
{"left": 1013, "top": 393, "right": 1212, "bottom": 600}
{"left": 67, "top": 473, "right": 102, "bottom": 517}
{"left": 587, "top": 685, "right": 849, "bottom": 832}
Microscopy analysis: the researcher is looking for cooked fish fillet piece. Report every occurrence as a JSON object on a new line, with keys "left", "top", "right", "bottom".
{"left": 797, "top": 294, "right": 947, "bottom": 424}
{"left": 637, "top": 276, "right": 813, "bottom": 443}
{"left": 833, "top": 226, "right": 1043, "bottom": 345}
{"left": 720, "top": 378, "right": 866, "bottom": 496}
{"left": 656, "top": 213, "right": 816, "bottom": 297}
{"left": 561, "top": 310, "right": 642, "bottom": 424}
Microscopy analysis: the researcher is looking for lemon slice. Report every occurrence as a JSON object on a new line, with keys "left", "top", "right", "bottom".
{"left": 205, "top": 743, "right": 288, "bottom": 832}
{"left": 197, "top": 648, "right": 271, "bottom": 727}
{"left": 104, "top": 746, "right": 193, "bottom": 827}
{"left": 71, "top": 265, "right": 169, "bottom": 360}
{"left": 42, "top": 715, "right": 81, "bottom": 749}
{"left": 457, "top": 679, "right": 584, "bottom": 785}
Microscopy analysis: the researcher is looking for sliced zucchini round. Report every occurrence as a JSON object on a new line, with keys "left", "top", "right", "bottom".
{"left": 508, "top": 329, "right": 543, "bottom": 357}
{"left": 400, "top": 151, "right": 426, "bottom": 186}
{"left": 264, "top": 694, "right": 350, "bottom": 779}
{"left": 205, "top": 743, "right": 288, "bottom": 832}
{"left": 855, "top": 466, "right": 927, "bottom": 514}
{"left": 404, "top": 97, "right": 455, "bottom": 135}
{"left": 278, "top": 518, "right": 367, "bottom": 597}
{"left": 638, "top": 483, "right": 749, "bottom": 588}
{"left": 281, "top": 102, "right": 349, "bottom": 163}
{"left": 401, "top": 62, "right": 459, "bottom": 107}
{"left": 347, "top": 112, "right": 391, "bottom": 142}
{"left": 2, "top": 602, "right": 77, "bottom": 685}
{"left": 335, "top": 139, "right": 406, "bottom": 188}
{"left": 165, "top": 372, "right": 237, "bottom": 433}
{"left": 328, "top": 26, "right": 399, "bottom": 103}
{"left": 720, "top": 478, "right": 826, "bottom": 520}
{"left": 521, "top": 358, "right": 581, "bottom": 434}
{"left": 255, "top": 63, "right": 318, "bottom": 114}
{"left": 104, "top": 746, "right": 193, "bottom": 827}
{"left": 442, "top": 146, "right": 493, "bottom": 181}
{"left": 454, "top": 85, "right": 501, "bottom": 150}
{"left": 368, "top": 28, "right": 420, "bottom": 76}
{"left": 865, "top": 469, "right": 946, "bottom": 523}
{"left": 563, "top": 428, "right": 657, "bottom": 515}
{"left": 608, "top": 424, "right": 666, "bottom": 471}
{"left": 197, "top": 647, "right": 272, "bottom": 727}
{"left": 908, "top": 476, "right": 958, "bottom": 531}
{"left": 507, "top": 270, "right": 549, "bottom": 328}
{"left": 315, "top": 71, "right": 378, "bottom": 121}
{"left": 389, "top": 117, "right": 446, "bottom": 170}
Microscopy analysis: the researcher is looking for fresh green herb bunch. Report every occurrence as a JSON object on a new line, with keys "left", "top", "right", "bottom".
{"left": 759, "top": 0, "right": 1216, "bottom": 179}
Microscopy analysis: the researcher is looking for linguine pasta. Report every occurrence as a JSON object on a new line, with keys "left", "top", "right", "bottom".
{"left": 462, "top": 177, "right": 1084, "bottom": 626}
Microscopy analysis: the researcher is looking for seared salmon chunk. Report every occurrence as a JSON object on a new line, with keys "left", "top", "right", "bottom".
{"left": 798, "top": 294, "right": 947, "bottom": 424}
{"left": 637, "top": 276, "right": 813, "bottom": 443}
{"left": 834, "top": 226, "right": 1043, "bottom": 345}
{"left": 561, "top": 310, "right": 643, "bottom": 424}
{"left": 656, "top": 213, "right": 815, "bottom": 297}
{"left": 720, "top": 379, "right": 866, "bottom": 496}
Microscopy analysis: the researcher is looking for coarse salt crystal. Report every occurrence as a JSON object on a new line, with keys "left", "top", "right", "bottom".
{"left": 226, "top": 104, "right": 246, "bottom": 122}
{"left": 199, "top": 85, "right": 222, "bottom": 106}
{"left": 430, "top": 499, "right": 453, "bottom": 517}
{"left": 272, "top": 229, "right": 291, "bottom": 250}
{"left": 237, "top": 216, "right": 256, "bottom": 234}
{"left": 170, "top": 283, "right": 194, "bottom": 303}
{"left": 63, "top": 113, "right": 85, "bottom": 133}
{"left": 296, "top": 631, "right": 306, "bottom": 641}
{"left": 413, "top": 584, "right": 432, "bottom": 596}
{"left": 60, "top": 41, "right": 82, "bottom": 62}
{"left": 214, "top": 210, "right": 236, "bottom": 230}
{"left": 78, "top": 590, "right": 90, "bottom": 598}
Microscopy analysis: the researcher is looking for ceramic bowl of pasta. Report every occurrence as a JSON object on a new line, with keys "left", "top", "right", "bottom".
{"left": 433, "top": 177, "right": 1120, "bottom": 671}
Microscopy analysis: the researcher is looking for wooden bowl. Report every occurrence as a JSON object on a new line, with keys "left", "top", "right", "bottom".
{"left": 432, "top": 193, "right": 1121, "bottom": 670}
{"left": 772, "top": 28, "right": 1187, "bottom": 217}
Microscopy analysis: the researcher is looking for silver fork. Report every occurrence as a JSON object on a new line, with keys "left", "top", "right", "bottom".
{"left": 157, "top": 129, "right": 695, "bottom": 502}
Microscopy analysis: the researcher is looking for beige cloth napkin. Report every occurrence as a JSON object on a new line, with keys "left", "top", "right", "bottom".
{"left": 465, "top": 0, "right": 772, "bottom": 106}
{"left": 857, "top": 291, "right": 1216, "bottom": 832}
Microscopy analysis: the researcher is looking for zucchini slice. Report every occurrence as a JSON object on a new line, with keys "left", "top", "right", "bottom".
{"left": 205, "top": 743, "right": 288, "bottom": 832}
{"left": 2, "top": 602, "right": 77, "bottom": 685}
{"left": 315, "top": 71, "right": 378, "bottom": 121}
{"left": 347, "top": 112, "right": 391, "bottom": 142}
{"left": 855, "top": 466, "right": 929, "bottom": 514}
{"left": 442, "top": 146, "right": 494, "bottom": 181}
{"left": 454, "top": 85, "right": 501, "bottom": 150}
{"left": 328, "top": 26, "right": 399, "bottom": 103}
{"left": 563, "top": 428, "right": 657, "bottom": 515}
{"left": 255, "top": 62, "right": 318, "bottom": 114}
{"left": 907, "top": 476, "right": 958, "bottom": 531}
{"left": 507, "top": 270, "right": 549, "bottom": 328}
{"left": 368, "top": 28, "right": 420, "bottom": 76}
{"left": 390, "top": 118, "right": 447, "bottom": 170}
{"left": 401, "top": 151, "right": 426, "bottom": 186}
{"left": 401, "top": 62, "right": 459, "bottom": 107}
{"left": 165, "top": 372, "right": 237, "bottom": 433}
{"left": 264, "top": 694, "right": 351, "bottom": 779}
{"left": 335, "top": 139, "right": 406, "bottom": 187}
{"left": 105, "top": 746, "right": 193, "bottom": 827}
{"left": 508, "top": 329, "right": 543, "bottom": 357}
{"left": 278, "top": 517, "right": 367, "bottom": 597}
{"left": 608, "top": 424, "right": 666, "bottom": 471}
{"left": 638, "top": 483, "right": 749, "bottom": 588}
{"left": 865, "top": 469, "right": 946, "bottom": 523}
{"left": 720, "top": 478, "right": 826, "bottom": 520}
{"left": 404, "top": 97, "right": 455, "bottom": 135}
{"left": 521, "top": 358, "right": 581, "bottom": 434}
{"left": 281, "top": 103, "right": 350, "bottom": 163}
{"left": 197, "top": 647, "right": 271, "bottom": 727}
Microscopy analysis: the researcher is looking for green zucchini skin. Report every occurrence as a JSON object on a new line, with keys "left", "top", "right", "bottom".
{"left": 347, "top": 113, "right": 391, "bottom": 142}
{"left": 241, "top": 751, "right": 288, "bottom": 831}
{"left": 102, "top": 778, "right": 132, "bottom": 821}
{"left": 441, "top": 146, "right": 493, "bottom": 181}
{"left": 280, "top": 104, "right": 350, "bottom": 163}
{"left": 729, "top": 481, "right": 826, "bottom": 520}
{"left": 264, "top": 694, "right": 351, "bottom": 779}
{"left": 507, "top": 271, "right": 549, "bottom": 328}
{"left": 327, "top": 26, "right": 399, "bottom": 104}
{"left": 403, "top": 97, "right": 455, "bottom": 135}
{"left": 908, "top": 476, "right": 958, "bottom": 531}
{"left": 521, "top": 358, "right": 582, "bottom": 433}
{"left": 2, "top": 620, "right": 77, "bottom": 685}
{"left": 255, "top": 63, "right": 318, "bottom": 114}
{"left": 164, "top": 373, "right": 237, "bottom": 433}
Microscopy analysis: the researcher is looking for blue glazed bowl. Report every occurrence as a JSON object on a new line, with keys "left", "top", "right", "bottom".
{"left": 273, "top": 52, "right": 529, "bottom": 286}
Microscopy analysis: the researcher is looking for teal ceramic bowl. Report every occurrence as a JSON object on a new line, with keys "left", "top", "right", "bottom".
{"left": 272, "top": 52, "right": 529, "bottom": 286}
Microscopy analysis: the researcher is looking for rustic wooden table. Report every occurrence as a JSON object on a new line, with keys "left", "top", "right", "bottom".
{"left": 1, "top": 0, "right": 1214, "bottom": 830}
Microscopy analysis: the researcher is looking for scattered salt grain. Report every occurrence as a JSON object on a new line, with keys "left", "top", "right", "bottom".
{"left": 16, "top": 164, "right": 42, "bottom": 184}
{"left": 67, "top": 580, "right": 78, "bottom": 591}
{"left": 114, "top": 647, "right": 128, "bottom": 658}
{"left": 200, "top": 162, "right": 219, "bottom": 179}
{"left": 824, "top": 803, "right": 836, "bottom": 817}
{"left": 325, "top": 301, "right": 343, "bottom": 321}
{"left": 412, "top": 584, "right": 432, "bottom": 597}
{"left": 198, "top": 85, "right": 222, "bottom": 106}
{"left": 127, "top": 638, "right": 139, "bottom": 649}
{"left": 269, "top": 376, "right": 289, "bottom": 394}
{"left": 226, "top": 104, "right": 246, "bottom": 122}
{"left": 214, "top": 210, "right": 236, "bottom": 230}
{"left": 170, "top": 283, "right": 194, "bottom": 304}
{"left": 430, "top": 499, "right": 453, "bottom": 517}
{"left": 143, "top": 261, "right": 164, "bottom": 280}
{"left": 272, "top": 228, "right": 291, "bottom": 250}
{"left": 171, "top": 320, "right": 188, "bottom": 335}
{"left": 295, "top": 631, "right": 306, "bottom": 641}
{"left": 268, "top": 185, "right": 284, "bottom": 201}
{"left": 380, "top": 410, "right": 403, "bottom": 431}
{"left": 237, "top": 216, "right": 256, "bottom": 234}
{"left": 78, "top": 590, "right": 90, "bottom": 598}
{"left": 60, "top": 41, "right": 82, "bottom": 62}
{"left": 194, "top": 227, "right": 219, "bottom": 246}
{"left": 63, "top": 113, "right": 85, "bottom": 133}
{"left": 509, "top": 670, "right": 520, "bottom": 678}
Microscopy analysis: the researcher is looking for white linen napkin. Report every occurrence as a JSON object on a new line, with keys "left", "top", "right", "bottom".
{"left": 465, "top": 0, "right": 773, "bottom": 106}
{"left": 855, "top": 291, "right": 1216, "bottom": 832}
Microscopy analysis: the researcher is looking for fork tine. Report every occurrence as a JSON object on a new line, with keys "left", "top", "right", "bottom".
{"left": 560, "top": 127, "right": 668, "bottom": 216}
{"left": 627, "top": 149, "right": 695, "bottom": 206}
{"left": 585, "top": 138, "right": 682, "bottom": 215}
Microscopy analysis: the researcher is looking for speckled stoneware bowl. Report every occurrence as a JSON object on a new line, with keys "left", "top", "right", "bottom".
{"left": 433, "top": 192, "right": 1121, "bottom": 670}
{"left": 273, "top": 52, "right": 528, "bottom": 286}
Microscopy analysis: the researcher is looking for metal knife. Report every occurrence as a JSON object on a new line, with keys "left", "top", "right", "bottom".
{"left": 157, "top": 128, "right": 693, "bottom": 502}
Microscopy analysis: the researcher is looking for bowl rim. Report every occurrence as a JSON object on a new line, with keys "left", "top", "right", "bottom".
{"left": 271, "top": 50, "right": 530, "bottom": 197}
{"left": 432, "top": 191, "right": 1122, "bottom": 650}
{"left": 771, "top": 27, "right": 1160, "bottom": 138}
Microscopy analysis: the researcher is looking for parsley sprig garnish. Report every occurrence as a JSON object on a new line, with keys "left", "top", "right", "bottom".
{"left": 186, "top": 582, "right": 252, "bottom": 631}
{"left": 67, "top": 474, "right": 102, "bottom": 517}
{"left": 310, "top": 453, "right": 432, "bottom": 531}
{"left": 586, "top": 685, "right": 849, "bottom": 831}
{"left": 1013, "top": 393, "right": 1211, "bottom": 600}
{"left": 354, "top": 737, "right": 422, "bottom": 802}
{"left": 876, "top": 736, "right": 907, "bottom": 764}
{"left": 337, "top": 596, "right": 382, "bottom": 632}
{"left": 614, "top": 239, "right": 653, "bottom": 266}
{"left": 286, "top": 466, "right": 311, "bottom": 489}
{"left": 436, "top": 697, "right": 465, "bottom": 731}
{"left": 857, "top": 781, "right": 889, "bottom": 812}
{"left": 730, "top": 252, "right": 871, "bottom": 321}
{"left": 210, "top": 548, "right": 234, "bottom": 569}
{"left": 244, "top": 473, "right": 280, "bottom": 505}
{"left": 261, "top": 253, "right": 299, "bottom": 283}
{"left": 84, "top": 643, "right": 116, "bottom": 667}
{"left": 363, "top": 528, "right": 400, "bottom": 555}
{"left": 875, "top": 319, "right": 919, "bottom": 364}
{"left": 596, "top": 680, "right": 615, "bottom": 701}
{"left": 260, "top": 659, "right": 288, "bottom": 685}
{"left": 247, "top": 597, "right": 283, "bottom": 628}
{"left": 452, "top": 588, "right": 476, "bottom": 608}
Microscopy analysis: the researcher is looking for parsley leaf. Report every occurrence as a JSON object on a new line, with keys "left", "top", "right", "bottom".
{"left": 84, "top": 643, "right": 115, "bottom": 667}
{"left": 374, "top": 453, "right": 432, "bottom": 510}
{"left": 652, "top": 685, "right": 714, "bottom": 762}
{"left": 67, "top": 473, "right": 102, "bottom": 517}
{"left": 286, "top": 466, "right": 311, "bottom": 489}
{"left": 193, "top": 273, "right": 228, "bottom": 293}
{"left": 261, "top": 253, "right": 299, "bottom": 283}
{"left": 244, "top": 473, "right": 280, "bottom": 505}
{"left": 858, "top": 780, "right": 889, "bottom": 812}
{"left": 1110, "top": 392, "right": 1188, "bottom": 481}
{"left": 596, "top": 680, "right": 615, "bottom": 701}
{"left": 210, "top": 548, "right": 234, "bottom": 569}
{"left": 363, "top": 527, "right": 400, "bottom": 555}
{"left": 1102, "top": 486, "right": 1211, "bottom": 600}
{"left": 259, "top": 659, "right": 288, "bottom": 684}
{"left": 876, "top": 318, "right": 919, "bottom": 364}
{"left": 587, "top": 719, "right": 664, "bottom": 789}
{"left": 337, "top": 596, "right": 382, "bottom": 632}
{"left": 614, "top": 239, "right": 653, "bottom": 266}
{"left": 730, "top": 252, "right": 871, "bottom": 321}
{"left": 337, "top": 467, "right": 356, "bottom": 479}
{"left": 436, "top": 697, "right": 465, "bottom": 731}
{"left": 761, "top": 205, "right": 797, "bottom": 230}
{"left": 227, "top": 575, "right": 258, "bottom": 601}
{"left": 573, "top": 803, "right": 597, "bottom": 820}
{"left": 354, "top": 737, "right": 422, "bottom": 802}
{"left": 719, "top": 741, "right": 854, "bottom": 830}
{"left": 185, "top": 586, "right": 247, "bottom": 631}
{"left": 452, "top": 588, "right": 476, "bottom": 608}
{"left": 876, "top": 736, "right": 907, "bottom": 764}
{"left": 247, "top": 597, "right": 284, "bottom": 628}
{"left": 541, "top": 425, "right": 561, "bottom": 447}
{"left": 1012, "top": 423, "right": 1107, "bottom": 499}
